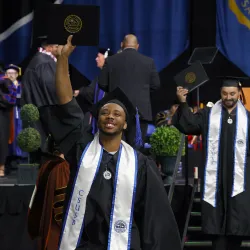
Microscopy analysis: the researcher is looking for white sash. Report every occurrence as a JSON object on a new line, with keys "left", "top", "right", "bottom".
{"left": 59, "top": 134, "right": 137, "bottom": 250}
{"left": 203, "top": 100, "right": 248, "bottom": 207}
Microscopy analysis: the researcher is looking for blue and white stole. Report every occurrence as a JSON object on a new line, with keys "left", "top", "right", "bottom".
{"left": 203, "top": 100, "right": 248, "bottom": 207}
{"left": 59, "top": 133, "right": 138, "bottom": 250}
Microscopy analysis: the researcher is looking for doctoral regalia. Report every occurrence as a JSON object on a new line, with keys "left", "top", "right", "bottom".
{"left": 28, "top": 153, "right": 70, "bottom": 250}
{"left": 8, "top": 80, "right": 27, "bottom": 157}
{"left": 172, "top": 101, "right": 250, "bottom": 236}
{"left": 0, "top": 77, "right": 17, "bottom": 165}
{"left": 46, "top": 98, "right": 181, "bottom": 250}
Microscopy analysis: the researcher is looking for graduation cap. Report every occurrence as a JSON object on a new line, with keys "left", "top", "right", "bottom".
{"left": 98, "top": 48, "right": 114, "bottom": 58}
{"left": 5, "top": 64, "right": 21, "bottom": 76}
{"left": 32, "top": 3, "right": 100, "bottom": 46}
{"left": 217, "top": 76, "right": 250, "bottom": 105}
{"left": 188, "top": 47, "right": 218, "bottom": 65}
{"left": 174, "top": 61, "right": 209, "bottom": 93}
{"left": 92, "top": 87, "right": 144, "bottom": 148}
{"left": 217, "top": 76, "right": 250, "bottom": 87}
{"left": 34, "top": 36, "right": 49, "bottom": 47}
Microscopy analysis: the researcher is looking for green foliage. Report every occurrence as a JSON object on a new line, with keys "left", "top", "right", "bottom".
{"left": 150, "top": 126, "right": 185, "bottom": 156}
{"left": 17, "top": 128, "right": 41, "bottom": 152}
{"left": 20, "top": 104, "right": 39, "bottom": 123}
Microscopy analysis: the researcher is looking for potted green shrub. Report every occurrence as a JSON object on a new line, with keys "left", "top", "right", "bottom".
{"left": 150, "top": 125, "right": 184, "bottom": 184}
{"left": 16, "top": 104, "right": 41, "bottom": 184}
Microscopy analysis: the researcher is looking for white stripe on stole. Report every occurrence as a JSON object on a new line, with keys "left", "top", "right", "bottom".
{"left": 203, "top": 100, "right": 222, "bottom": 207}
{"left": 59, "top": 133, "right": 137, "bottom": 250}
{"left": 232, "top": 101, "right": 248, "bottom": 197}
{"left": 107, "top": 141, "right": 137, "bottom": 250}
{"left": 59, "top": 139, "right": 103, "bottom": 250}
{"left": 203, "top": 100, "right": 248, "bottom": 207}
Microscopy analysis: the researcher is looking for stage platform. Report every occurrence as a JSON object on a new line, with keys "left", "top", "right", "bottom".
{"left": 0, "top": 170, "right": 26, "bottom": 186}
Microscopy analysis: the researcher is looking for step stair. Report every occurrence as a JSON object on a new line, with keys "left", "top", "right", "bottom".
{"left": 183, "top": 188, "right": 250, "bottom": 249}
{"left": 184, "top": 241, "right": 250, "bottom": 248}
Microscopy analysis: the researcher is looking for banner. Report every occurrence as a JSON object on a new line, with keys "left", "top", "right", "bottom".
{"left": 217, "top": 0, "right": 250, "bottom": 76}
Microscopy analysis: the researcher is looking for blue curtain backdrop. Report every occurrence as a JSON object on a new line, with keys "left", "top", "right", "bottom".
{"left": 217, "top": 0, "right": 250, "bottom": 76}
{"left": 0, "top": 0, "right": 189, "bottom": 80}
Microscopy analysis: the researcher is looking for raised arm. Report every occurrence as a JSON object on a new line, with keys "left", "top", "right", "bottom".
{"left": 46, "top": 36, "right": 85, "bottom": 156}
{"left": 56, "top": 35, "right": 76, "bottom": 105}
{"left": 172, "top": 87, "right": 204, "bottom": 135}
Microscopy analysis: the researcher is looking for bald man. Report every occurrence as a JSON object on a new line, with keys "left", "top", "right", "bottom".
{"left": 98, "top": 34, "right": 160, "bottom": 149}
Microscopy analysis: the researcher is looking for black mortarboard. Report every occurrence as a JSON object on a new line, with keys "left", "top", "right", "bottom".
{"left": 32, "top": 3, "right": 100, "bottom": 46}
{"left": 218, "top": 76, "right": 250, "bottom": 104}
{"left": 217, "top": 76, "right": 250, "bottom": 88}
{"left": 5, "top": 64, "right": 21, "bottom": 76}
{"left": 92, "top": 88, "right": 136, "bottom": 119}
{"left": 174, "top": 61, "right": 209, "bottom": 93}
{"left": 92, "top": 87, "right": 144, "bottom": 148}
{"left": 35, "top": 36, "right": 49, "bottom": 47}
{"left": 188, "top": 47, "right": 218, "bottom": 65}
{"left": 98, "top": 48, "right": 114, "bottom": 58}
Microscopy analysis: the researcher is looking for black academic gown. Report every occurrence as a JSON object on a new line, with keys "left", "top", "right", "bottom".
{"left": 76, "top": 76, "right": 100, "bottom": 131}
{"left": 21, "top": 52, "right": 57, "bottom": 107}
{"left": 0, "top": 79, "right": 14, "bottom": 164}
{"left": 172, "top": 102, "right": 250, "bottom": 236}
{"left": 77, "top": 77, "right": 99, "bottom": 108}
{"left": 21, "top": 52, "right": 57, "bottom": 151}
{"left": 49, "top": 98, "right": 181, "bottom": 250}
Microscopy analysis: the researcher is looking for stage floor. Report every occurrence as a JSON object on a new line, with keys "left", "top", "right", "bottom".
{"left": 0, "top": 169, "right": 195, "bottom": 187}
{"left": 0, "top": 170, "right": 33, "bottom": 186}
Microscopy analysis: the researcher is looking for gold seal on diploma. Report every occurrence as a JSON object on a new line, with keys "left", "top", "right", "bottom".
{"left": 64, "top": 15, "right": 82, "bottom": 33}
{"left": 185, "top": 72, "right": 196, "bottom": 84}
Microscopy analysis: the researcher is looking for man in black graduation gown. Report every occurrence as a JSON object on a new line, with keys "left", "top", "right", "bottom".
{"left": 49, "top": 35, "right": 181, "bottom": 250}
{"left": 98, "top": 34, "right": 160, "bottom": 149}
{"left": 172, "top": 79, "right": 250, "bottom": 250}
{"left": 21, "top": 37, "right": 59, "bottom": 107}
{"left": 21, "top": 37, "right": 59, "bottom": 151}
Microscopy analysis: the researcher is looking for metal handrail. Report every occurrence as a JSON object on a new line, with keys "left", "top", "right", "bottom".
{"left": 181, "top": 170, "right": 199, "bottom": 249}
{"left": 168, "top": 133, "right": 185, "bottom": 203}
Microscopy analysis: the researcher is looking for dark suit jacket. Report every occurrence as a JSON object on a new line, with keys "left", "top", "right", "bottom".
{"left": 98, "top": 48, "right": 160, "bottom": 121}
